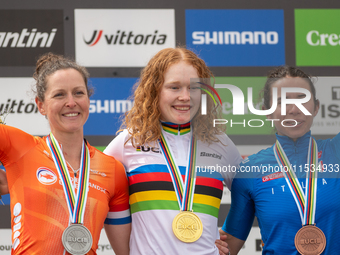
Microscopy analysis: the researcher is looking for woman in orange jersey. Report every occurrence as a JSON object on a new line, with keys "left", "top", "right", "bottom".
{"left": 0, "top": 53, "right": 131, "bottom": 255}
{"left": 104, "top": 47, "right": 242, "bottom": 255}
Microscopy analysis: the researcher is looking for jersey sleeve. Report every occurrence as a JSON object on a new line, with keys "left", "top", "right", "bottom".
{"left": 104, "top": 159, "right": 131, "bottom": 225}
{"left": 220, "top": 134, "right": 243, "bottom": 190}
{"left": 104, "top": 130, "right": 128, "bottom": 165}
{"left": 0, "top": 124, "right": 35, "bottom": 166}
{"left": 221, "top": 173, "right": 255, "bottom": 241}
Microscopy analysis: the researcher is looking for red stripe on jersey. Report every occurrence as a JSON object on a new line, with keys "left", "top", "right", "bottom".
{"left": 129, "top": 172, "right": 223, "bottom": 190}
{"left": 129, "top": 172, "right": 173, "bottom": 185}
{"left": 109, "top": 203, "right": 130, "bottom": 212}
{"left": 196, "top": 176, "right": 223, "bottom": 190}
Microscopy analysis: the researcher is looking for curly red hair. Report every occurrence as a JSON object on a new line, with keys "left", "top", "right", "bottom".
{"left": 121, "top": 47, "right": 224, "bottom": 146}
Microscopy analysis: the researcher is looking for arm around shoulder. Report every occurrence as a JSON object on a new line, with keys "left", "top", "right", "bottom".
{"left": 104, "top": 130, "right": 128, "bottom": 163}
{"left": 104, "top": 223, "right": 131, "bottom": 255}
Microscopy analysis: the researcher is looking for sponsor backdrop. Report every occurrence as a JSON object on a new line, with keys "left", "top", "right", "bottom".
{"left": 295, "top": 9, "right": 340, "bottom": 66}
{"left": 0, "top": 10, "right": 64, "bottom": 66}
{"left": 85, "top": 78, "right": 137, "bottom": 135}
{"left": 1, "top": 0, "right": 340, "bottom": 254}
{"left": 186, "top": 9, "right": 285, "bottom": 67}
{"left": 75, "top": 9, "right": 176, "bottom": 67}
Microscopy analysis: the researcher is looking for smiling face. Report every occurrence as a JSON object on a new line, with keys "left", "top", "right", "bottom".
{"left": 36, "top": 68, "right": 90, "bottom": 137}
{"left": 158, "top": 61, "right": 201, "bottom": 124}
{"left": 267, "top": 77, "right": 319, "bottom": 141}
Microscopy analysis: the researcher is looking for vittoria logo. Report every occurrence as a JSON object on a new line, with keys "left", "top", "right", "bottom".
{"left": 83, "top": 30, "right": 167, "bottom": 46}
{"left": 84, "top": 30, "right": 103, "bottom": 46}
{"left": 74, "top": 9, "right": 175, "bottom": 67}
{"left": 0, "top": 98, "right": 39, "bottom": 114}
{"left": 36, "top": 167, "right": 57, "bottom": 185}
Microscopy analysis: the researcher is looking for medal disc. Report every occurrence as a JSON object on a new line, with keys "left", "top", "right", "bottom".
{"left": 62, "top": 224, "right": 93, "bottom": 255}
{"left": 172, "top": 211, "right": 203, "bottom": 243}
{"left": 295, "top": 225, "right": 326, "bottom": 255}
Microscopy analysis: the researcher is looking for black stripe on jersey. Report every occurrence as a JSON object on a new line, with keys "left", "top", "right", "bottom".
{"left": 195, "top": 185, "right": 223, "bottom": 199}
{"left": 129, "top": 181, "right": 174, "bottom": 195}
{"left": 130, "top": 181, "right": 222, "bottom": 199}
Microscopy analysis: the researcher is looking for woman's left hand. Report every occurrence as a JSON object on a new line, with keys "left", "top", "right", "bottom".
{"left": 215, "top": 234, "right": 230, "bottom": 255}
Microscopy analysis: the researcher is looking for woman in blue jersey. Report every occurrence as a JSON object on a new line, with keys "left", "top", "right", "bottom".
{"left": 220, "top": 66, "right": 340, "bottom": 255}
{"left": 104, "top": 47, "right": 242, "bottom": 255}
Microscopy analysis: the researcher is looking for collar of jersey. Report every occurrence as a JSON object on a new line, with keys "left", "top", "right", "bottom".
{"left": 161, "top": 121, "right": 190, "bottom": 135}
{"left": 43, "top": 136, "right": 95, "bottom": 158}
{"left": 275, "top": 130, "right": 311, "bottom": 150}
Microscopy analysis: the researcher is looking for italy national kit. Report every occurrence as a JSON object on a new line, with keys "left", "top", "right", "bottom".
{"left": 0, "top": 125, "right": 131, "bottom": 255}
{"left": 222, "top": 131, "right": 340, "bottom": 254}
{"left": 104, "top": 122, "right": 243, "bottom": 255}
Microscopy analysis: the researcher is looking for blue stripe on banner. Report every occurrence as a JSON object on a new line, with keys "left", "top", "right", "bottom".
{"left": 104, "top": 216, "right": 132, "bottom": 225}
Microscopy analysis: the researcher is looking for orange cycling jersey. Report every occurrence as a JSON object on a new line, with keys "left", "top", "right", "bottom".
{"left": 0, "top": 125, "right": 131, "bottom": 255}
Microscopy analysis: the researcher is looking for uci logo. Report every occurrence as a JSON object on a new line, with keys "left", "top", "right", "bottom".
{"left": 137, "top": 146, "right": 160, "bottom": 154}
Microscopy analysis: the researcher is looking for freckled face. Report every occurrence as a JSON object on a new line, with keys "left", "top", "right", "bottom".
{"left": 158, "top": 61, "right": 201, "bottom": 124}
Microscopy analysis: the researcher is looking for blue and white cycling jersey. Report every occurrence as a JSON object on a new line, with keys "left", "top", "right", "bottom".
{"left": 222, "top": 131, "right": 340, "bottom": 255}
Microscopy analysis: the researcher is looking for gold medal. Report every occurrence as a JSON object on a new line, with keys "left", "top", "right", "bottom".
{"left": 295, "top": 225, "right": 326, "bottom": 255}
{"left": 172, "top": 211, "right": 203, "bottom": 243}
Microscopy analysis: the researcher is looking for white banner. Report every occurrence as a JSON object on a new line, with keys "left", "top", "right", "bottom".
{"left": 312, "top": 77, "right": 340, "bottom": 135}
{"left": 0, "top": 78, "right": 49, "bottom": 135}
{"left": 75, "top": 9, "right": 176, "bottom": 67}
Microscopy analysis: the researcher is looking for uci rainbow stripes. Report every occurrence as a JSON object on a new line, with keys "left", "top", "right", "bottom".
{"left": 274, "top": 137, "right": 318, "bottom": 225}
{"left": 159, "top": 131, "right": 197, "bottom": 211}
{"left": 46, "top": 133, "right": 90, "bottom": 224}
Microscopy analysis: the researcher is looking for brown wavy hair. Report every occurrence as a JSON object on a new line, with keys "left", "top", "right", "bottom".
{"left": 261, "top": 65, "right": 318, "bottom": 110}
{"left": 121, "top": 47, "right": 225, "bottom": 147}
{"left": 33, "top": 52, "right": 93, "bottom": 102}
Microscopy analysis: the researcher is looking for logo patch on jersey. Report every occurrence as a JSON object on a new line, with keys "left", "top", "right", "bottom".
{"left": 241, "top": 157, "right": 250, "bottom": 164}
{"left": 318, "top": 150, "right": 322, "bottom": 159}
{"left": 200, "top": 152, "right": 222, "bottom": 160}
{"left": 36, "top": 167, "right": 57, "bottom": 185}
{"left": 262, "top": 172, "right": 284, "bottom": 182}
{"left": 136, "top": 145, "right": 160, "bottom": 153}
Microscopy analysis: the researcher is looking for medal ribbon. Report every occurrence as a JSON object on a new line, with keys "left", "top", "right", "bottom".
{"left": 159, "top": 132, "right": 197, "bottom": 211}
{"left": 46, "top": 133, "right": 90, "bottom": 224}
{"left": 273, "top": 137, "right": 318, "bottom": 225}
